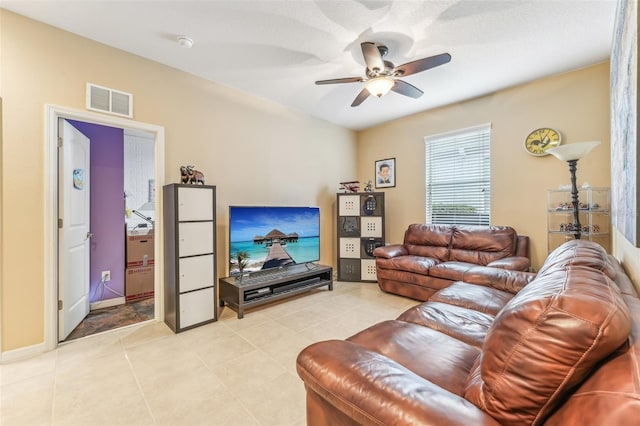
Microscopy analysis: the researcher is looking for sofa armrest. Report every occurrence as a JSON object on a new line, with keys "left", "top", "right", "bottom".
{"left": 516, "top": 235, "right": 530, "bottom": 258}
{"left": 297, "top": 340, "right": 500, "bottom": 426}
{"left": 373, "top": 244, "right": 407, "bottom": 259}
{"left": 463, "top": 266, "right": 536, "bottom": 294}
{"left": 487, "top": 256, "right": 531, "bottom": 271}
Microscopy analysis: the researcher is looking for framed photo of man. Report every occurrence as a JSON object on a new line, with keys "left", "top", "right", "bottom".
{"left": 375, "top": 158, "right": 396, "bottom": 188}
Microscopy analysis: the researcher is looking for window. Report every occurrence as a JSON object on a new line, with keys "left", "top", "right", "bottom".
{"left": 425, "top": 124, "right": 491, "bottom": 226}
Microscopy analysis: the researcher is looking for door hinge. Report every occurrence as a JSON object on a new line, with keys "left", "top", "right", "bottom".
{"left": 58, "top": 218, "right": 63, "bottom": 228}
{"left": 58, "top": 300, "right": 63, "bottom": 311}
{"left": 57, "top": 137, "right": 63, "bottom": 148}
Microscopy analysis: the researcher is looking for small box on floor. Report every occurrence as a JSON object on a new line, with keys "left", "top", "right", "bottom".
{"left": 125, "top": 266, "right": 154, "bottom": 302}
{"left": 126, "top": 228, "right": 154, "bottom": 267}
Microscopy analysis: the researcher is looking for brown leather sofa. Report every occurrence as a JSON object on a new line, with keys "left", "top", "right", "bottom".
{"left": 297, "top": 240, "right": 640, "bottom": 425}
{"left": 374, "top": 224, "right": 531, "bottom": 301}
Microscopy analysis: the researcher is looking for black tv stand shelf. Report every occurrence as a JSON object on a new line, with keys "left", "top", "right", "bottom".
{"left": 218, "top": 263, "right": 333, "bottom": 319}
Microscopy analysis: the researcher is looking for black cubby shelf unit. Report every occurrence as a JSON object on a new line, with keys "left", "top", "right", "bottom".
{"left": 337, "top": 192, "right": 385, "bottom": 282}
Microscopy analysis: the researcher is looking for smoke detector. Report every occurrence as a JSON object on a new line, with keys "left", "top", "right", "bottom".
{"left": 177, "top": 36, "right": 194, "bottom": 49}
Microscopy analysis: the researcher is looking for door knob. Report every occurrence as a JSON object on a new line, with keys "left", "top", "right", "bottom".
{"left": 85, "top": 232, "right": 95, "bottom": 240}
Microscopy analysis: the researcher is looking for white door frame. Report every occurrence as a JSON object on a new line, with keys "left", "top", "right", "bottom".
{"left": 44, "top": 105, "right": 165, "bottom": 351}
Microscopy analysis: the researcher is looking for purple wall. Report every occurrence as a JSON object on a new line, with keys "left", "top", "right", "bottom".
{"left": 68, "top": 120, "right": 125, "bottom": 303}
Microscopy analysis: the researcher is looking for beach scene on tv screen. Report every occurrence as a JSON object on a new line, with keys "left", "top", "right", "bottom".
{"left": 229, "top": 206, "right": 320, "bottom": 274}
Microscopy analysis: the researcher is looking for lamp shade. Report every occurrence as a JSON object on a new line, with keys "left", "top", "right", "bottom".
{"left": 366, "top": 77, "right": 394, "bottom": 98}
{"left": 546, "top": 141, "right": 601, "bottom": 161}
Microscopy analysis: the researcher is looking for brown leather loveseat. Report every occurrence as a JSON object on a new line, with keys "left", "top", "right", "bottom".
{"left": 297, "top": 240, "right": 640, "bottom": 425}
{"left": 374, "top": 224, "right": 530, "bottom": 301}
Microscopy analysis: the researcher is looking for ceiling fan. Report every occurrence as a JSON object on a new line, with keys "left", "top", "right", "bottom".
{"left": 316, "top": 42, "right": 451, "bottom": 107}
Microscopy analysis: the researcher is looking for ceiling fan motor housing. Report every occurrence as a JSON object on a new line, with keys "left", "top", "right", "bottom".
{"left": 367, "top": 60, "right": 395, "bottom": 78}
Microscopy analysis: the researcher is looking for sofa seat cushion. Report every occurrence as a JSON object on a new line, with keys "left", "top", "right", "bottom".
{"left": 397, "top": 302, "right": 494, "bottom": 348}
{"left": 376, "top": 255, "right": 438, "bottom": 275}
{"left": 347, "top": 320, "right": 480, "bottom": 395}
{"left": 428, "top": 261, "right": 476, "bottom": 281}
{"left": 448, "top": 225, "right": 517, "bottom": 265}
{"left": 464, "top": 265, "right": 632, "bottom": 425}
{"left": 430, "top": 281, "right": 514, "bottom": 316}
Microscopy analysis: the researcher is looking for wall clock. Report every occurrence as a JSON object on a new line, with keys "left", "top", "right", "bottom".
{"left": 524, "top": 128, "right": 562, "bottom": 156}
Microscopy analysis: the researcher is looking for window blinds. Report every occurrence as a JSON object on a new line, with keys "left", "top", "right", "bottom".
{"left": 425, "top": 124, "right": 491, "bottom": 226}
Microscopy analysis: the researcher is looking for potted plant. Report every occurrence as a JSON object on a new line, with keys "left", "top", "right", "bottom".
{"left": 233, "top": 251, "right": 250, "bottom": 273}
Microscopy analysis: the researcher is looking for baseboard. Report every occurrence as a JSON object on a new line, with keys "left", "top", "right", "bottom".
{"left": 90, "top": 297, "right": 125, "bottom": 311}
{"left": 1, "top": 341, "right": 47, "bottom": 364}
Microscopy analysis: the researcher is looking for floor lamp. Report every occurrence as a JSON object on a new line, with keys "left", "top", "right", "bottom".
{"left": 547, "top": 141, "right": 601, "bottom": 239}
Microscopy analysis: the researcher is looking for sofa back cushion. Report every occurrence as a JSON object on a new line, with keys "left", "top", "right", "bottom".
{"left": 537, "top": 239, "right": 616, "bottom": 279}
{"left": 403, "top": 224, "right": 452, "bottom": 261}
{"left": 464, "top": 265, "right": 631, "bottom": 425}
{"left": 448, "top": 225, "right": 517, "bottom": 265}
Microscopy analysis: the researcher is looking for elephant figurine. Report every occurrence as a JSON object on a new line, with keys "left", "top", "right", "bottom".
{"left": 180, "top": 165, "right": 205, "bottom": 185}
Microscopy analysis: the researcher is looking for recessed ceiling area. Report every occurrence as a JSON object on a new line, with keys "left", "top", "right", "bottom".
{"left": 1, "top": 0, "right": 617, "bottom": 130}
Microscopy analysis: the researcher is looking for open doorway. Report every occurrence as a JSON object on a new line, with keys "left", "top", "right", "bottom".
{"left": 59, "top": 119, "right": 157, "bottom": 342}
{"left": 44, "top": 105, "right": 165, "bottom": 350}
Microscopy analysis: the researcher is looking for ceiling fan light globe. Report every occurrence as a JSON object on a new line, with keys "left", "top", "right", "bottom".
{"left": 366, "top": 76, "right": 394, "bottom": 98}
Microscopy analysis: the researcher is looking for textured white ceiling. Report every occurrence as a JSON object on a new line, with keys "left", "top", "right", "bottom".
{"left": 2, "top": 0, "right": 617, "bottom": 130}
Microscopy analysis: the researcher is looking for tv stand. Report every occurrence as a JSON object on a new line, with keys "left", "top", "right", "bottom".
{"left": 218, "top": 263, "right": 333, "bottom": 319}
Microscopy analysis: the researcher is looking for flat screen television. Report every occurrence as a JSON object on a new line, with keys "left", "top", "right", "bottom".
{"left": 229, "top": 206, "right": 320, "bottom": 274}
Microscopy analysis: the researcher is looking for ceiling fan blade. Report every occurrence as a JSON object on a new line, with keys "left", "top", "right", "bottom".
{"left": 391, "top": 79, "right": 424, "bottom": 99}
{"left": 361, "top": 42, "right": 384, "bottom": 73}
{"left": 315, "top": 77, "right": 363, "bottom": 85}
{"left": 393, "top": 53, "right": 451, "bottom": 77}
{"left": 351, "top": 88, "right": 370, "bottom": 107}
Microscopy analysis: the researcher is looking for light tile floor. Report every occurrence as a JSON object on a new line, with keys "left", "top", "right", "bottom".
{"left": 1, "top": 282, "right": 417, "bottom": 426}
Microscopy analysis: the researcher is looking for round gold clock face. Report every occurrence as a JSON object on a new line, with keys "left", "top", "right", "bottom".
{"left": 524, "top": 128, "right": 562, "bottom": 156}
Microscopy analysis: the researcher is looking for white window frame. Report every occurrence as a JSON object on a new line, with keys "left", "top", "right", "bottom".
{"left": 425, "top": 123, "right": 492, "bottom": 226}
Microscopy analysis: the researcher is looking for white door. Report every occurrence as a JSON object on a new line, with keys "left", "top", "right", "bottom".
{"left": 58, "top": 119, "right": 91, "bottom": 340}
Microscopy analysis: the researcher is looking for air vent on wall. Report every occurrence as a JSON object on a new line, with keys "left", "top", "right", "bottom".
{"left": 86, "top": 83, "right": 133, "bottom": 118}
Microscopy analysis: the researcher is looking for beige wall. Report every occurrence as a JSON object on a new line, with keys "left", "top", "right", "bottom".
{"left": 0, "top": 11, "right": 356, "bottom": 351}
{"left": 0, "top": 9, "right": 628, "bottom": 354}
{"left": 357, "top": 63, "right": 611, "bottom": 270}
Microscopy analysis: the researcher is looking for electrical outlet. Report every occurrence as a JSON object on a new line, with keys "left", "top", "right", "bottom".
{"left": 101, "top": 270, "right": 111, "bottom": 282}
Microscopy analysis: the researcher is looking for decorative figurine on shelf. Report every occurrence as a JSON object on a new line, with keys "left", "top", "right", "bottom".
{"left": 180, "top": 165, "right": 205, "bottom": 185}
{"left": 339, "top": 181, "right": 360, "bottom": 193}
{"left": 364, "top": 180, "right": 373, "bottom": 192}
{"left": 559, "top": 223, "right": 601, "bottom": 234}
{"left": 180, "top": 166, "right": 189, "bottom": 183}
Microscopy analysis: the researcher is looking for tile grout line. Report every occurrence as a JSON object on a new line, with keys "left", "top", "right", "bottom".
{"left": 122, "top": 337, "right": 159, "bottom": 426}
